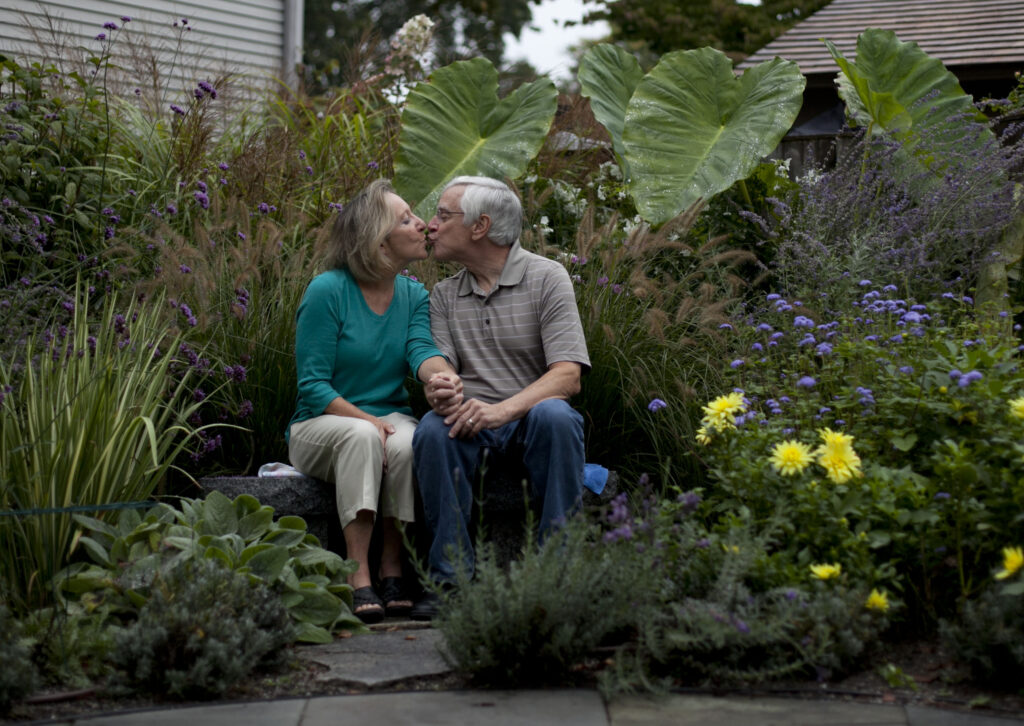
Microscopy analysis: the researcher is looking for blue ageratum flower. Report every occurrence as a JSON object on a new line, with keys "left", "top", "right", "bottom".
{"left": 647, "top": 398, "right": 667, "bottom": 412}
{"left": 958, "top": 370, "right": 983, "bottom": 388}
{"left": 796, "top": 376, "right": 816, "bottom": 388}
{"left": 793, "top": 315, "right": 815, "bottom": 328}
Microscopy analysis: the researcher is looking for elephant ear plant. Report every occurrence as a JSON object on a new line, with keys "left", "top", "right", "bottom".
{"left": 393, "top": 56, "right": 558, "bottom": 219}
{"left": 578, "top": 44, "right": 805, "bottom": 225}
{"left": 825, "top": 28, "right": 989, "bottom": 148}
{"left": 60, "top": 491, "right": 364, "bottom": 644}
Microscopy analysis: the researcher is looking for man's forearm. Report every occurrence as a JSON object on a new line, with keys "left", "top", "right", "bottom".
{"left": 494, "top": 361, "right": 581, "bottom": 423}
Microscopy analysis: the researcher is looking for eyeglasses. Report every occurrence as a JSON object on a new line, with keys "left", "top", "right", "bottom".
{"left": 435, "top": 207, "right": 465, "bottom": 223}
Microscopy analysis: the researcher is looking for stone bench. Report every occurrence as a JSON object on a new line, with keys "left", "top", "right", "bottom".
{"left": 199, "top": 461, "right": 618, "bottom": 568}
{"left": 198, "top": 475, "right": 341, "bottom": 551}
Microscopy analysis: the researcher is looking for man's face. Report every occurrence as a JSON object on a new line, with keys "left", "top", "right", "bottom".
{"left": 427, "top": 186, "right": 471, "bottom": 263}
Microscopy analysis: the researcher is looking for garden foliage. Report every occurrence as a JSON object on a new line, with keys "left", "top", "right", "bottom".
{"left": 109, "top": 557, "right": 293, "bottom": 699}
{"left": 61, "top": 491, "right": 364, "bottom": 644}
{"left": 0, "top": 283, "right": 208, "bottom": 612}
{"left": 1, "top": 11, "right": 1023, "bottom": 703}
{"left": 578, "top": 44, "right": 805, "bottom": 224}
{"left": 0, "top": 605, "right": 39, "bottom": 714}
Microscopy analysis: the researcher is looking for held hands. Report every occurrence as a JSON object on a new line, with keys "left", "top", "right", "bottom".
{"left": 425, "top": 372, "right": 463, "bottom": 416}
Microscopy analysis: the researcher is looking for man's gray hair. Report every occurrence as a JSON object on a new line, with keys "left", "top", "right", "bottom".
{"left": 444, "top": 176, "right": 522, "bottom": 247}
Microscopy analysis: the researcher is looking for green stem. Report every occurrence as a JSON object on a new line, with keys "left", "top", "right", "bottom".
{"left": 737, "top": 178, "right": 753, "bottom": 208}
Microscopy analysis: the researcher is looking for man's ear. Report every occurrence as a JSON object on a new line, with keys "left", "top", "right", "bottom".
{"left": 471, "top": 214, "right": 492, "bottom": 241}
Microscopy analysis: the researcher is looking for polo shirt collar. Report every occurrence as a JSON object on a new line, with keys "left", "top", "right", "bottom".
{"left": 457, "top": 241, "right": 528, "bottom": 296}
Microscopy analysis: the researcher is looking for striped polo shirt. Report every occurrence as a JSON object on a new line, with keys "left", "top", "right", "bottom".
{"left": 429, "top": 241, "right": 591, "bottom": 404}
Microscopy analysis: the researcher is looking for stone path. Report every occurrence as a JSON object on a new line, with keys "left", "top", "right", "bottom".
{"left": 44, "top": 622, "right": 1024, "bottom": 726}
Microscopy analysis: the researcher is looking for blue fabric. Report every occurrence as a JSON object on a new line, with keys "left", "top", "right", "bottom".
{"left": 413, "top": 398, "right": 585, "bottom": 583}
{"left": 583, "top": 463, "right": 609, "bottom": 495}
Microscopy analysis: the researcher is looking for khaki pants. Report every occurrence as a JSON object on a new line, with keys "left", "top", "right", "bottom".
{"left": 288, "top": 412, "right": 418, "bottom": 529}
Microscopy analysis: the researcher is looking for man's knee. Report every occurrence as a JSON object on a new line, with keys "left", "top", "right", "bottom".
{"left": 525, "top": 399, "right": 583, "bottom": 435}
{"left": 413, "top": 411, "right": 448, "bottom": 451}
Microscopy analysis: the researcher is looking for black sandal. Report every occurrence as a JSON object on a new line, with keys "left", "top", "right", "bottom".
{"left": 379, "top": 577, "right": 413, "bottom": 618}
{"left": 351, "top": 586, "right": 384, "bottom": 624}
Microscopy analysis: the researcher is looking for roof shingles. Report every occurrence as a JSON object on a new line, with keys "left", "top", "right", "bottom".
{"left": 738, "top": 0, "right": 1024, "bottom": 74}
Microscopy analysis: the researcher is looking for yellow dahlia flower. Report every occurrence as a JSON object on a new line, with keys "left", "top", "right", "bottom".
{"left": 769, "top": 440, "right": 814, "bottom": 476}
{"left": 815, "top": 428, "right": 862, "bottom": 484}
{"left": 1010, "top": 397, "right": 1024, "bottom": 421}
{"left": 995, "top": 546, "right": 1023, "bottom": 580}
{"left": 865, "top": 588, "right": 890, "bottom": 612}
{"left": 817, "top": 448, "right": 863, "bottom": 484}
{"left": 809, "top": 563, "right": 842, "bottom": 580}
{"left": 701, "top": 392, "right": 746, "bottom": 431}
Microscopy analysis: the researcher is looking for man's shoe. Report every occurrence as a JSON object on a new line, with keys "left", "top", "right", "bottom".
{"left": 409, "top": 591, "right": 442, "bottom": 621}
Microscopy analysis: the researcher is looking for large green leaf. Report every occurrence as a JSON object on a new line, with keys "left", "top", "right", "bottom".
{"left": 199, "top": 490, "right": 237, "bottom": 535}
{"left": 622, "top": 47, "right": 805, "bottom": 225}
{"left": 578, "top": 43, "right": 645, "bottom": 179}
{"left": 394, "top": 57, "right": 557, "bottom": 219}
{"left": 825, "top": 29, "right": 980, "bottom": 138}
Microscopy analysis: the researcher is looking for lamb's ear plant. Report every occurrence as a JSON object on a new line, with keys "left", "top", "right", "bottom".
{"left": 0, "top": 282, "right": 209, "bottom": 614}
{"left": 61, "top": 491, "right": 364, "bottom": 643}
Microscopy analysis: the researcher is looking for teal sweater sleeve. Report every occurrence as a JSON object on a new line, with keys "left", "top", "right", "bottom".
{"left": 287, "top": 270, "right": 442, "bottom": 439}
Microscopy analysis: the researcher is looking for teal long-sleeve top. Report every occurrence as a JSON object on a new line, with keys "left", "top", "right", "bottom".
{"left": 286, "top": 268, "right": 442, "bottom": 441}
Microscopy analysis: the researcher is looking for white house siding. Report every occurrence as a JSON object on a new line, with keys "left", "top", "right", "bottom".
{"left": 0, "top": 0, "right": 303, "bottom": 97}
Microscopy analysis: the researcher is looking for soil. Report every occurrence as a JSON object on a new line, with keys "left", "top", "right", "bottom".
{"left": 5, "top": 636, "right": 1024, "bottom": 724}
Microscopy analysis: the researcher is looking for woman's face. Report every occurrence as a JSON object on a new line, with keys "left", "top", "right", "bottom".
{"left": 381, "top": 193, "right": 428, "bottom": 269}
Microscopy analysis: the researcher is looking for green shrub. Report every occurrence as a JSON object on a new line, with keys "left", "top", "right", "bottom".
{"left": 436, "top": 518, "right": 643, "bottom": 687}
{"left": 939, "top": 548, "right": 1024, "bottom": 690}
{"left": 597, "top": 489, "right": 892, "bottom": 694}
{"left": 0, "top": 605, "right": 39, "bottom": 714}
{"left": 694, "top": 288, "right": 1024, "bottom": 624}
{"left": 110, "top": 557, "right": 293, "bottom": 699}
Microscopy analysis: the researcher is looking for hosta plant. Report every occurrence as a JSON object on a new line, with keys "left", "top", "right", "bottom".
{"left": 60, "top": 491, "right": 363, "bottom": 643}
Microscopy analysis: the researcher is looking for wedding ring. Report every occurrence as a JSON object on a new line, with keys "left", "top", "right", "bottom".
{"left": 468, "top": 418, "right": 474, "bottom": 425}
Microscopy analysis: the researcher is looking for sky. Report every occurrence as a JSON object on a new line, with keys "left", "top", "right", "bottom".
{"left": 502, "top": 0, "right": 609, "bottom": 84}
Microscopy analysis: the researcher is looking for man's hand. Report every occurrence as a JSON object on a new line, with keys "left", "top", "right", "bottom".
{"left": 445, "top": 398, "right": 510, "bottom": 439}
{"left": 426, "top": 372, "right": 463, "bottom": 416}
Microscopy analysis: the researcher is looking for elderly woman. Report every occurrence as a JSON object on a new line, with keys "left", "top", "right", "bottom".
{"left": 286, "top": 179, "right": 461, "bottom": 623}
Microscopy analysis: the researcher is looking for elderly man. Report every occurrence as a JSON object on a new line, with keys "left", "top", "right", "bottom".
{"left": 410, "top": 175, "right": 590, "bottom": 620}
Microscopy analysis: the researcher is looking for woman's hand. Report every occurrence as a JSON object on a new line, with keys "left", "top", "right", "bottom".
{"left": 426, "top": 372, "right": 463, "bottom": 416}
{"left": 371, "top": 417, "right": 396, "bottom": 472}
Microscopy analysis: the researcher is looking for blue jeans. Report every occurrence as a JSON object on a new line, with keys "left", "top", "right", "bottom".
{"left": 412, "top": 398, "right": 584, "bottom": 583}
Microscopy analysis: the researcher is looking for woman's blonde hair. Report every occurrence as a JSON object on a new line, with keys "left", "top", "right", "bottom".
{"left": 327, "top": 179, "right": 397, "bottom": 281}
